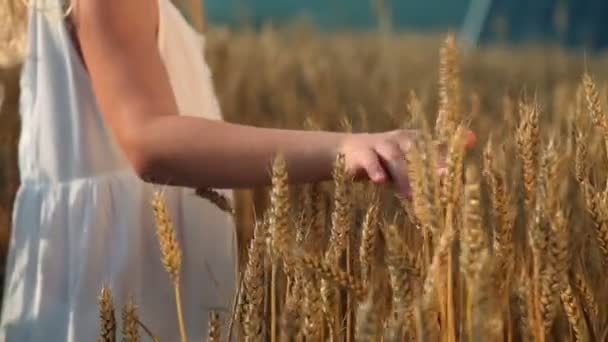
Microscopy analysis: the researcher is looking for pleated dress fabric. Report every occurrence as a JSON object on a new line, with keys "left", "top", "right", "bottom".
{"left": 0, "top": 1, "right": 238, "bottom": 340}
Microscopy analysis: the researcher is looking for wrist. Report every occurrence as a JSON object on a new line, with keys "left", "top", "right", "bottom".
{"left": 334, "top": 131, "right": 375, "bottom": 177}
{"left": 329, "top": 131, "right": 352, "bottom": 166}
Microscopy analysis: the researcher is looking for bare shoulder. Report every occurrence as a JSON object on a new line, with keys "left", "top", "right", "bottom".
{"left": 71, "top": 0, "right": 159, "bottom": 45}
{"left": 67, "top": 0, "right": 180, "bottom": 161}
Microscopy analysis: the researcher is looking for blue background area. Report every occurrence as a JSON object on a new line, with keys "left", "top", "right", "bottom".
{"left": 203, "top": 0, "right": 608, "bottom": 50}
{"left": 205, "top": 0, "right": 470, "bottom": 31}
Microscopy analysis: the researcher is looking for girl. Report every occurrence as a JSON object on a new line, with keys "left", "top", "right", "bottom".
{"left": 0, "top": 0, "right": 475, "bottom": 341}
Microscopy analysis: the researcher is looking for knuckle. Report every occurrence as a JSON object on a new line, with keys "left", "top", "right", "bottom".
{"left": 391, "top": 129, "right": 418, "bottom": 146}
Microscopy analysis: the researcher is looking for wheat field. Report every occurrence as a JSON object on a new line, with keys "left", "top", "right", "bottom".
{"left": 3, "top": 2, "right": 608, "bottom": 340}
{"left": 99, "top": 33, "right": 608, "bottom": 341}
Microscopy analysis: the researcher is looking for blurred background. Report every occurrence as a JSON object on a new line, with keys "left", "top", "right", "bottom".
{"left": 2, "top": 0, "right": 608, "bottom": 307}
{"left": 201, "top": 0, "right": 608, "bottom": 50}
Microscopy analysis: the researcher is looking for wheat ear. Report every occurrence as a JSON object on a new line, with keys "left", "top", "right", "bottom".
{"left": 243, "top": 220, "right": 267, "bottom": 341}
{"left": 471, "top": 258, "right": 503, "bottom": 341}
{"left": 322, "top": 153, "right": 352, "bottom": 340}
{"left": 122, "top": 296, "right": 140, "bottom": 342}
{"left": 98, "top": 285, "right": 116, "bottom": 342}
{"left": 268, "top": 154, "right": 290, "bottom": 342}
{"left": 421, "top": 225, "right": 455, "bottom": 341}
{"left": 302, "top": 273, "right": 324, "bottom": 340}
{"left": 406, "top": 139, "right": 436, "bottom": 267}
{"left": 355, "top": 286, "right": 383, "bottom": 342}
{"left": 151, "top": 191, "right": 186, "bottom": 342}
{"left": 561, "top": 281, "right": 589, "bottom": 342}
{"left": 443, "top": 125, "right": 467, "bottom": 342}
{"left": 573, "top": 268, "right": 598, "bottom": 334}
{"left": 384, "top": 224, "right": 420, "bottom": 337}
{"left": 461, "top": 165, "right": 489, "bottom": 341}
{"left": 297, "top": 249, "right": 365, "bottom": 300}
{"left": 359, "top": 196, "right": 380, "bottom": 290}
{"left": 534, "top": 142, "right": 563, "bottom": 335}
{"left": 207, "top": 311, "right": 221, "bottom": 342}
{"left": 436, "top": 33, "right": 461, "bottom": 139}
{"left": 301, "top": 186, "right": 324, "bottom": 341}
{"left": 195, "top": 188, "right": 235, "bottom": 215}
{"left": 516, "top": 100, "right": 541, "bottom": 210}
{"left": 483, "top": 139, "right": 515, "bottom": 266}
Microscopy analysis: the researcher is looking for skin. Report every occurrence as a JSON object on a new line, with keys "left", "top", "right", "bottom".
{"left": 70, "top": 0, "right": 475, "bottom": 192}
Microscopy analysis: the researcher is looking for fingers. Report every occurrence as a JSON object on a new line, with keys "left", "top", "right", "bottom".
{"left": 355, "top": 128, "right": 477, "bottom": 197}
{"left": 356, "top": 148, "right": 387, "bottom": 183}
{"left": 374, "top": 141, "right": 411, "bottom": 196}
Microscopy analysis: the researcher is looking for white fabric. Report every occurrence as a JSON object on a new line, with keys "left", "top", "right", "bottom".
{"left": 0, "top": 1, "right": 238, "bottom": 341}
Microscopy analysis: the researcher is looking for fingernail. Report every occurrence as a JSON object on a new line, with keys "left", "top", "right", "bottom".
{"left": 374, "top": 172, "right": 386, "bottom": 182}
{"left": 465, "top": 130, "right": 477, "bottom": 149}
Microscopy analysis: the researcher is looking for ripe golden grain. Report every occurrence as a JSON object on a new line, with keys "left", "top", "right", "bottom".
{"left": 243, "top": 220, "right": 266, "bottom": 340}
{"left": 151, "top": 191, "right": 187, "bottom": 342}
{"left": 207, "top": 311, "right": 221, "bottom": 342}
{"left": 98, "top": 286, "right": 116, "bottom": 342}
{"left": 195, "top": 188, "right": 235, "bottom": 215}
{"left": 151, "top": 191, "right": 182, "bottom": 284}
{"left": 121, "top": 296, "right": 140, "bottom": 342}
{"left": 359, "top": 198, "right": 379, "bottom": 289}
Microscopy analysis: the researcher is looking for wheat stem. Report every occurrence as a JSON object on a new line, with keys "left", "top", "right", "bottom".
{"left": 174, "top": 284, "right": 187, "bottom": 342}
{"left": 136, "top": 319, "right": 160, "bottom": 342}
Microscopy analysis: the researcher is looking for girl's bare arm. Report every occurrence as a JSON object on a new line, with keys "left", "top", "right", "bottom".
{"left": 72, "top": 0, "right": 446, "bottom": 190}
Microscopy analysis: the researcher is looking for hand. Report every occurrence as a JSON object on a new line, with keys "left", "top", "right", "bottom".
{"left": 338, "top": 129, "right": 477, "bottom": 195}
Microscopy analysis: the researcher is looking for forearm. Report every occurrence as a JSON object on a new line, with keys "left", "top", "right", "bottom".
{"left": 135, "top": 115, "right": 346, "bottom": 189}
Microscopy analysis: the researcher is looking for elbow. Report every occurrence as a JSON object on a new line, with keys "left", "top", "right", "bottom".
{"left": 129, "top": 150, "right": 158, "bottom": 184}
{"left": 121, "top": 131, "right": 161, "bottom": 184}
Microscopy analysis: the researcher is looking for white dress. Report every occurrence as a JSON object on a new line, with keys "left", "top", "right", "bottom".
{"left": 0, "top": 0, "right": 238, "bottom": 341}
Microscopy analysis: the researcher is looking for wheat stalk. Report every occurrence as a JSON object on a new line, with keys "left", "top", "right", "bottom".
{"left": 151, "top": 191, "right": 187, "bottom": 342}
